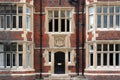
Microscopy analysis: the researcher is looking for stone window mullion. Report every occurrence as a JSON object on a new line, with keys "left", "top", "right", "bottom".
{"left": 114, "top": 44, "right": 115, "bottom": 67}
{"left": 101, "top": 52, "right": 103, "bottom": 67}
{"left": 65, "top": 10, "right": 67, "bottom": 32}
{"left": 58, "top": 10, "right": 61, "bottom": 32}
{"left": 107, "top": 44, "right": 109, "bottom": 67}
{"left": 53, "top": 11, "right": 55, "bottom": 32}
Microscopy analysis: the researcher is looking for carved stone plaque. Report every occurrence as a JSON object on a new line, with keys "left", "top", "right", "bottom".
{"left": 54, "top": 35, "right": 65, "bottom": 47}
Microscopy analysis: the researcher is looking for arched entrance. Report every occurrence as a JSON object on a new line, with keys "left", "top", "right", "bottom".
{"left": 54, "top": 52, "right": 65, "bottom": 74}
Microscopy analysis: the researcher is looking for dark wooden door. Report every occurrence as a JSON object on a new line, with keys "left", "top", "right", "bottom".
{"left": 54, "top": 52, "right": 65, "bottom": 74}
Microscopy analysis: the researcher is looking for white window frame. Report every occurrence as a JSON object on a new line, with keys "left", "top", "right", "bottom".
{"left": 89, "top": 7, "right": 94, "bottom": 30}
{"left": 46, "top": 8, "right": 74, "bottom": 33}
{"left": 96, "top": 6, "right": 120, "bottom": 30}
{"left": 96, "top": 43, "right": 120, "bottom": 68}
{"left": 6, "top": 15, "right": 11, "bottom": 30}
{"left": 26, "top": 7, "right": 31, "bottom": 31}
{"left": 12, "top": 15, "right": 17, "bottom": 30}
{"left": 26, "top": 44, "right": 31, "bottom": 68}
{"left": 89, "top": 45, "right": 93, "bottom": 67}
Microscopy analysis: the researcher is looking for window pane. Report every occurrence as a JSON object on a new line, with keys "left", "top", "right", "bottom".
{"left": 12, "top": 5, "right": 16, "bottom": 13}
{"left": 103, "top": 53, "right": 107, "bottom": 66}
{"left": 116, "top": 15, "right": 120, "bottom": 28}
{"left": 110, "top": 15, "right": 113, "bottom": 28}
{"left": 13, "top": 54, "right": 16, "bottom": 66}
{"left": 6, "top": 16, "right": 11, "bottom": 28}
{"left": 61, "top": 19, "right": 65, "bottom": 32}
{"left": 116, "top": 44, "right": 120, "bottom": 51}
{"left": 5, "top": 45, "right": 10, "bottom": 51}
{"left": 61, "top": 10, "right": 65, "bottom": 17}
{"left": 19, "top": 16, "right": 22, "bottom": 28}
{"left": 116, "top": 53, "right": 120, "bottom": 66}
{"left": 26, "top": 7, "right": 30, "bottom": 14}
{"left": 90, "top": 45, "right": 93, "bottom": 51}
{"left": 97, "top": 15, "right": 101, "bottom": 28}
{"left": 97, "top": 53, "right": 101, "bottom": 66}
{"left": 18, "top": 7, "right": 23, "bottom": 13}
{"left": 7, "top": 54, "right": 10, "bottom": 66}
{"left": 19, "top": 54, "right": 22, "bottom": 66}
{"left": 49, "top": 19, "right": 52, "bottom": 32}
{"left": 6, "top": 5, "right": 11, "bottom": 13}
{"left": 48, "top": 11, "right": 53, "bottom": 17}
{"left": 0, "top": 44, "right": 3, "bottom": 52}
{"left": 97, "top": 6, "right": 101, "bottom": 13}
{"left": 13, "top": 16, "right": 16, "bottom": 28}
{"left": 90, "top": 53, "right": 93, "bottom": 66}
{"left": 49, "top": 52, "right": 51, "bottom": 62}
{"left": 109, "top": 44, "right": 114, "bottom": 51}
{"left": 54, "top": 19, "right": 58, "bottom": 32}
{"left": 116, "top": 6, "right": 120, "bottom": 13}
{"left": 27, "top": 53, "right": 30, "bottom": 67}
{"left": 0, "top": 16, "right": 4, "bottom": 28}
{"left": 110, "top": 53, "right": 113, "bottom": 66}
{"left": 0, "top": 6, "right": 5, "bottom": 13}
{"left": 103, "top": 6, "right": 108, "bottom": 13}
{"left": 18, "top": 45, "right": 23, "bottom": 51}
{"left": 68, "top": 52, "right": 70, "bottom": 62}
{"left": 103, "top": 44, "right": 108, "bottom": 51}
{"left": 103, "top": 15, "right": 107, "bottom": 28}
{"left": 27, "top": 44, "right": 30, "bottom": 51}
{"left": 11, "top": 43, "right": 17, "bottom": 51}
{"left": 89, "top": 7, "right": 94, "bottom": 14}
{"left": 67, "top": 19, "right": 70, "bottom": 32}
{"left": 67, "top": 11, "right": 71, "bottom": 18}
{"left": 97, "top": 44, "right": 101, "bottom": 51}
{"left": 89, "top": 15, "right": 93, "bottom": 29}
{"left": 26, "top": 16, "right": 30, "bottom": 30}
{"left": 110, "top": 6, "right": 114, "bottom": 13}
{"left": 0, "top": 53, "right": 4, "bottom": 66}
{"left": 54, "top": 11, "right": 58, "bottom": 17}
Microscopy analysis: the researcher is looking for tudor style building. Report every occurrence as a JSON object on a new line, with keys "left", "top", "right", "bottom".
{"left": 34, "top": 0, "right": 85, "bottom": 78}
{"left": 85, "top": 0, "right": 120, "bottom": 80}
{"left": 0, "top": 0, "right": 35, "bottom": 80}
{"left": 0, "top": 0, "right": 120, "bottom": 80}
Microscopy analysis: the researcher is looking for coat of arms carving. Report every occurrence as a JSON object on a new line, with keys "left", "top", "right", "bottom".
{"left": 54, "top": 36, "right": 65, "bottom": 47}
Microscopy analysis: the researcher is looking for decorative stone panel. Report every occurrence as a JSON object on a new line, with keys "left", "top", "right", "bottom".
{"left": 54, "top": 35, "right": 65, "bottom": 47}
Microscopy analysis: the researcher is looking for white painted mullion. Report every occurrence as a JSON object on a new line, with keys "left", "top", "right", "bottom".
{"left": 58, "top": 10, "right": 60, "bottom": 32}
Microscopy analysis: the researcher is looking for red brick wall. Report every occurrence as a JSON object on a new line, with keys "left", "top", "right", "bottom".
{"left": 85, "top": 68, "right": 120, "bottom": 80}
{"left": 26, "top": 0, "right": 32, "bottom": 3}
{"left": 88, "top": 32, "right": 93, "bottom": 41}
{"left": 98, "top": 0, "right": 120, "bottom": 1}
{"left": 86, "top": 75, "right": 120, "bottom": 80}
{"left": 87, "top": 0, "right": 94, "bottom": 3}
{"left": 0, "top": 0, "right": 32, "bottom": 2}
{"left": 96, "top": 31, "right": 120, "bottom": 40}
{"left": 0, "top": 76, "right": 35, "bottom": 80}
{"left": 34, "top": 49, "right": 51, "bottom": 72}
{"left": 0, "top": 0, "right": 20, "bottom": 2}
{"left": 26, "top": 32, "right": 32, "bottom": 41}
{"left": 34, "top": 0, "right": 86, "bottom": 74}
{"left": 0, "top": 31, "right": 23, "bottom": 41}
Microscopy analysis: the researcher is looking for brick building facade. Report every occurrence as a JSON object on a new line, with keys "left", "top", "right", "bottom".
{"left": 85, "top": 0, "right": 120, "bottom": 80}
{"left": 0, "top": 0, "right": 120, "bottom": 80}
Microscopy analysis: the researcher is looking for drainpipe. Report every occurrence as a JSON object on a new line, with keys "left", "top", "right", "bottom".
{"left": 68, "top": 0, "right": 80, "bottom": 76}
{"left": 75, "top": 0, "right": 80, "bottom": 76}
{"left": 40, "top": 0, "right": 42, "bottom": 79}
{"left": 81, "top": 0, "right": 85, "bottom": 76}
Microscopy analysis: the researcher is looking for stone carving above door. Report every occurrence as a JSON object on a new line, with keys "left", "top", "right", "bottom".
{"left": 48, "top": 34, "right": 70, "bottom": 48}
{"left": 54, "top": 35, "right": 65, "bottom": 47}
